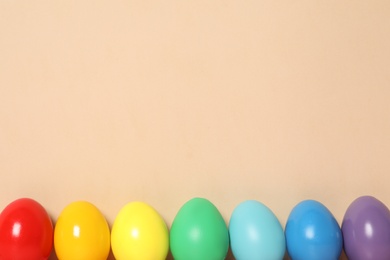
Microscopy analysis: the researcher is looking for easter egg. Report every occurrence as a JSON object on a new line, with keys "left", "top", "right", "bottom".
{"left": 54, "top": 201, "right": 110, "bottom": 260}
{"left": 285, "top": 200, "right": 342, "bottom": 260}
{"left": 170, "top": 197, "right": 229, "bottom": 260}
{"left": 111, "top": 201, "right": 169, "bottom": 260}
{"left": 229, "top": 200, "right": 285, "bottom": 260}
{"left": 0, "top": 198, "right": 53, "bottom": 260}
{"left": 342, "top": 196, "right": 390, "bottom": 260}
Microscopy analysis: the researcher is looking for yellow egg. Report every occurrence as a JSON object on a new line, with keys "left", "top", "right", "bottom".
{"left": 54, "top": 201, "right": 110, "bottom": 260}
{"left": 111, "top": 201, "right": 169, "bottom": 260}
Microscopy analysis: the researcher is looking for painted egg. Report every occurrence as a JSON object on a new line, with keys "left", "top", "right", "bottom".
{"left": 111, "top": 201, "right": 169, "bottom": 260}
{"left": 54, "top": 201, "right": 110, "bottom": 260}
{"left": 229, "top": 200, "right": 285, "bottom": 260}
{"left": 342, "top": 196, "right": 390, "bottom": 260}
{"left": 170, "top": 197, "right": 229, "bottom": 260}
{"left": 285, "top": 200, "right": 342, "bottom": 260}
{"left": 0, "top": 198, "right": 53, "bottom": 259}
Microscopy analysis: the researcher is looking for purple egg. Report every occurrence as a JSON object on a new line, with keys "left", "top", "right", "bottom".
{"left": 342, "top": 196, "right": 390, "bottom": 260}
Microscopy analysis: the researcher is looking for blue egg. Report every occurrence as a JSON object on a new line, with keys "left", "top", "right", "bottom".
{"left": 285, "top": 200, "right": 343, "bottom": 260}
{"left": 229, "top": 200, "right": 286, "bottom": 260}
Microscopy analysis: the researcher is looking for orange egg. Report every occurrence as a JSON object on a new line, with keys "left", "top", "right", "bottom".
{"left": 54, "top": 201, "right": 110, "bottom": 260}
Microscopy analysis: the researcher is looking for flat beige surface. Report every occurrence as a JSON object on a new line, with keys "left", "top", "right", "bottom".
{"left": 1, "top": 1, "right": 389, "bottom": 259}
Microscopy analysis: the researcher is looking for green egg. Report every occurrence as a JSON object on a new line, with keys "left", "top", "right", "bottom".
{"left": 170, "top": 197, "right": 229, "bottom": 260}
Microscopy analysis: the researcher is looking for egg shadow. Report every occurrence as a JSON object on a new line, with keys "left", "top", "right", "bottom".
{"left": 107, "top": 248, "right": 115, "bottom": 260}
{"left": 48, "top": 213, "right": 58, "bottom": 260}
{"left": 340, "top": 249, "right": 348, "bottom": 260}
{"left": 48, "top": 248, "right": 58, "bottom": 260}
{"left": 225, "top": 247, "right": 235, "bottom": 260}
{"left": 166, "top": 249, "right": 174, "bottom": 260}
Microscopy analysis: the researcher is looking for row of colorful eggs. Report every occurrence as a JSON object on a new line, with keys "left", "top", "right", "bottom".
{"left": 0, "top": 196, "right": 389, "bottom": 260}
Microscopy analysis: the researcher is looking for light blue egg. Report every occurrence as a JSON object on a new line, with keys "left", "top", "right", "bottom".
{"left": 229, "top": 200, "right": 286, "bottom": 260}
{"left": 285, "top": 200, "right": 343, "bottom": 260}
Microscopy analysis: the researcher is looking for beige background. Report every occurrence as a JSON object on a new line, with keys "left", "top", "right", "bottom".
{"left": 1, "top": 1, "right": 390, "bottom": 259}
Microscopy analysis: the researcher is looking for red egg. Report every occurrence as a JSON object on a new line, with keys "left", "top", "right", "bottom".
{"left": 0, "top": 198, "right": 54, "bottom": 260}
